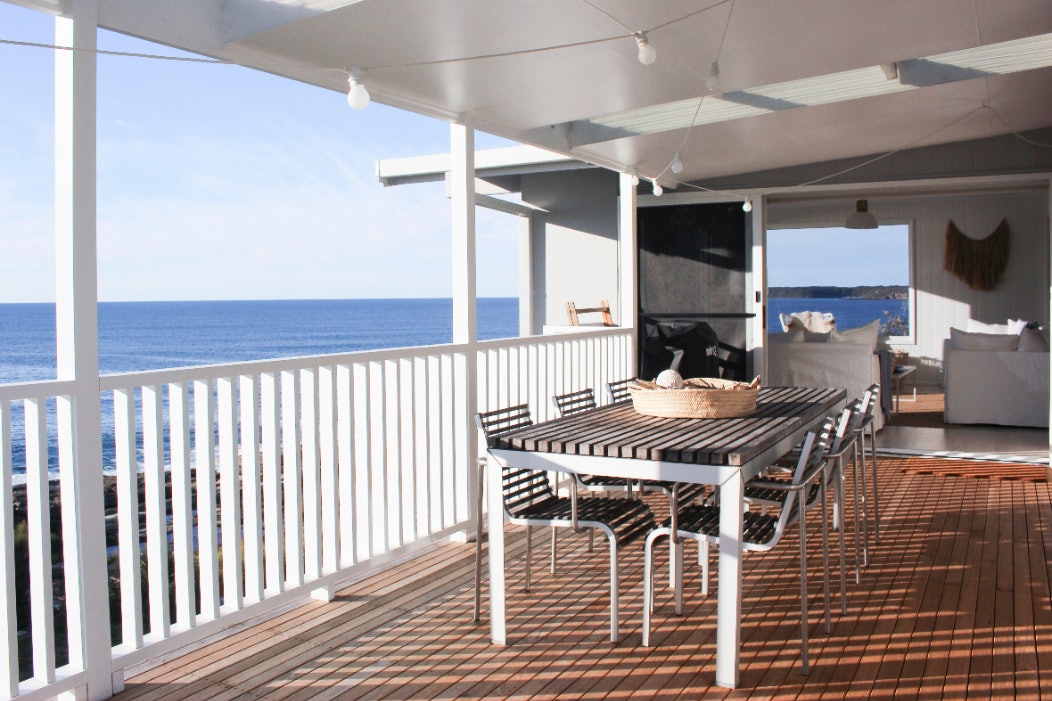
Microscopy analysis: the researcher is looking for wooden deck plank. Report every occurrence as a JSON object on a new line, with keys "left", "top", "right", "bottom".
{"left": 112, "top": 456, "right": 1051, "bottom": 701}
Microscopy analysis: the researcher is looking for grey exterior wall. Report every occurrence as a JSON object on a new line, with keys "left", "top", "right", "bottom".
{"left": 520, "top": 168, "right": 621, "bottom": 333}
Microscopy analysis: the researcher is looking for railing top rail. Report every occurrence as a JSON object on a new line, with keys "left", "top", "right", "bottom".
{"left": 0, "top": 378, "right": 77, "bottom": 402}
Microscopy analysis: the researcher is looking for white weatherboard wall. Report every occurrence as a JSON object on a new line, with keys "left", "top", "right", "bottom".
{"left": 522, "top": 169, "right": 620, "bottom": 333}
{"left": 768, "top": 188, "right": 1050, "bottom": 384}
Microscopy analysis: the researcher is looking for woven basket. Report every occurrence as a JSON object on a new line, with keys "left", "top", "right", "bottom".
{"left": 628, "top": 377, "right": 759, "bottom": 419}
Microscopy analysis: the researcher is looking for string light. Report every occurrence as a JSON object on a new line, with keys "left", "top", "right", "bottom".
{"left": 669, "top": 153, "right": 684, "bottom": 174}
{"left": 347, "top": 71, "right": 370, "bottom": 109}
{"left": 742, "top": 197, "right": 753, "bottom": 212}
{"left": 706, "top": 61, "right": 721, "bottom": 93}
{"left": 651, "top": 179, "right": 663, "bottom": 196}
{"left": 634, "top": 32, "right": 657, "bottom": 65}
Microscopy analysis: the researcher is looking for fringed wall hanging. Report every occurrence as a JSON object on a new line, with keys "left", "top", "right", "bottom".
{"left": 943, "top": 218, "right": 1010, "bottom": 291}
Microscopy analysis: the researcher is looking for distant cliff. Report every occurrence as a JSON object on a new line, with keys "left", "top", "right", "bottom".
{"left": 768, "top": 285, "right": 908, "bottom": 300}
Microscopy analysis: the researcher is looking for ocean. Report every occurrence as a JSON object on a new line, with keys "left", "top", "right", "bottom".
{"left": 1, "top": 298, "right": 520, "bottom": 384}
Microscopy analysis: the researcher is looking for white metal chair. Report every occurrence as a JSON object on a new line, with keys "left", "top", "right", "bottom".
{"left": 856, "top": 383, "right": 881, "bottom": 549}
{"left": 473, "top": 404, "right": 656, "bottom": 642}
{"left": 642, "top": 419, "right": 835, "bottom": 675}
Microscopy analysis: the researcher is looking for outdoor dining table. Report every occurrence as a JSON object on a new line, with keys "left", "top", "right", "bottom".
{"left": 484, "top": 384, "right": 846, "bottom": 689}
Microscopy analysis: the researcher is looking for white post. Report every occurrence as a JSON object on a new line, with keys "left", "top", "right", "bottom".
{"left": 749, "top": 197, "right": 767, "bottom": 380}
{"left": 54, "top": 3, "right": 113, "bottom": 699}
{"left": 618, "top": 174, "right": 639, "bottom": 372}
{"left": 450, "top": 124, "right": 480, "bottom": 534}
{"left": 518, "top": 213, "right": 533, "bottom": 337}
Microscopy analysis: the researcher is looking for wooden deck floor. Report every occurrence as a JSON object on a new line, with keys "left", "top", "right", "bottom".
{"left": 114, "top": 455, "right": 1052, "bottom": 700}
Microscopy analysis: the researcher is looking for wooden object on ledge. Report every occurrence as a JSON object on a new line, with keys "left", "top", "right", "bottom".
{"left": 566, "top": 300, "right": 614, "bottom": 326}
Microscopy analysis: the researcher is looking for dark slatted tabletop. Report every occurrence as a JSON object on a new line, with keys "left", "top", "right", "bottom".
{"left": 490, "top": 386, "right": 845, "bottom": 467}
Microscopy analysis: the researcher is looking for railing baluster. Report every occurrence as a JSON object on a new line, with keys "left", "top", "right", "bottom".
{"left": 113, "top": 388, "right": 143, "bottom": 649}
{"left": 0, "top": 401, "right": 18, "bottom": 696}
{"left": 318, "top": 366, "right": 339, "bottom": 574}
{"left": 300, "top": 368, "right": 321, "bottom": 581}
{"left": 353, "top": 362, "right": 372, "bottom": 560}
{"left": 281, "top": 370, "right": 304, "bottom": 587}
{"left": 169, "top": 382, "right": 196, "bottom": 629}
{"left": 240, "top": 374, "right": 264, "bottom": 603}
{"left": 337, "top": 363, "right": 356, "bottom": 566}
{"left": 141, "top": 385, "right": 171, "bottom": 639}
{"left": 24, "top": 397, "right": 55, "bottom": 682}
{"left": 193, "top": 379, "right": 220, "bottom": 621}
{"left": 217, "top": 377, "right": 243, "bottom": 611}
{"left": 260, "top": 372, "right": 284, "bottom": 596}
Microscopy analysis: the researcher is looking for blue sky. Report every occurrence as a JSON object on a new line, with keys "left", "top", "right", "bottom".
{"left": 1, "top": 4, "right": 909, "bottom": 303}
{"left": 0, "top": 3, "right": 519, "bottom": 302}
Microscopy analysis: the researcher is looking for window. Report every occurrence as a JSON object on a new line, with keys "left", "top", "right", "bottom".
{"left": 766, "top": 224, "right": 912, "bottom": 342}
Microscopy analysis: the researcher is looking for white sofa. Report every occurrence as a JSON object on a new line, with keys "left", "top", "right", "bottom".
{"left": 943, "top": 328, "right": 1049, "bottom": 428}
{"left": 766, "top": 336, "right": 884, "bottom": 430}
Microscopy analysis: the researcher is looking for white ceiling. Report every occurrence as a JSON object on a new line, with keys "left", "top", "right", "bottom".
{"left": 74, "top": 0, "right": 1052, "bottom": 185}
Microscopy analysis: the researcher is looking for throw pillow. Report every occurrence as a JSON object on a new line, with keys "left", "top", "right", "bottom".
{"left": 1018, "top": 327, "right": 1050, "bottom": 352}
{"left": 950, "top": 327, "right": 1020, "bottom": 351}
{"left": 803, "top": 330, "right": 831, "bottom": 342}
{"left": 830, "top": 319, "right": 880, "bottom": 351}
{"left": 780, "top": 311, "right": 836, "bottom": 333}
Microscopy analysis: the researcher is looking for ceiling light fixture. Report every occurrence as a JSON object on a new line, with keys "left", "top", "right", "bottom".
{"left": 634, "top": 32, "right": 657, "bottom": 65}
{"left": 651, "top": 179, "right": 663, "bottom": 196}
{"left": 742, "top": 197, "right": 753, "bottom": 212}
{"left": 845, "top": 199, "right": 878, "bottom": 229}
{"left": 669, "top": 153, "right": 684, "bottom": 174}
{"left": 347, "top": 71, "right": 370, "bottom": 109}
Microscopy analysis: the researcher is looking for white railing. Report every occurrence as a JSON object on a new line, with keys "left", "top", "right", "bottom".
{"left": 0, "top": 328, "right": 632, "bottom": 700}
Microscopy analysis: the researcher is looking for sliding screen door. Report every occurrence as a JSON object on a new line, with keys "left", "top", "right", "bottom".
{"left": 637, "top": 202, "right": 750, "bottom": 381}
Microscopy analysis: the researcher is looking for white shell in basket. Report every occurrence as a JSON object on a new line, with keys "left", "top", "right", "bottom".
{"left": 655, "top": 369, "right": 685, "bottom": 389}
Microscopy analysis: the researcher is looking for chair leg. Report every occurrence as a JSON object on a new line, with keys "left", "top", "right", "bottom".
{"left": 550, "top": 527, "right": 558, "bottom": 575}
{"left": 868, "top": 422, "right": 880, "bottom": 544}
{"left": 525, "top": 525, "right": 533, "bottom": 592}
{"left": 473, "top": 458, "right": 485, "bottom": 623}
{"left": 643, "top": 532, "right": 659, "bottom": 647}
{"left": 850, "top": 443, "right": 863, "bottom": 584}
{"left": 798, "top": 512, "right": 810, "bottom": 676}
{"left": 608, "top": 534, "right": 620, "bottom": 644}
{"left": 819, "top": 478, "right": 832, "bottom": 634}
{"left": 857, "top": 435, "right": 871, "bottom": 568}
{"left": 835, "top": 458, "right": 848, "bottom": 615}
{"left": 674, "top": 539, "right": 685, "bottom": 615}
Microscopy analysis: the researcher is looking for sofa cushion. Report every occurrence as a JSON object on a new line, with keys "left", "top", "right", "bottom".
{"left": 950, "top": 327, "right": 1019, "bottom": 351}
{"left": 968, "top": 319, "right": 1012, "bottom": 334}
{"left": 1018, "top": 327, "right": 1050, "bottom": 352}
{"left": 831, "top": 319, "right": 880, "bottom": 351}
{"left": 768, "top": 330, "right": 805, "bottom": 343}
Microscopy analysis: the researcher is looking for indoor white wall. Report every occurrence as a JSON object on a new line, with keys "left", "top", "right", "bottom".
{"left": 768, "top": 188, "right": 1049, "bottom": 384}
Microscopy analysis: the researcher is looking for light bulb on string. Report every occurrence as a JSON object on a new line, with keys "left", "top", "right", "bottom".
{"left": 669, "top": 153, "right": 684, "bottom": 174}
{"left": 651, "top": 179, "right": 663, "bottom": 196}
{"left": 347, "top": 72, "right": 370, "bottom": 109}
{"left": 706, "top": 61, "right": 721, "bottom": 93}
{"left": 742, "top": 197, "right": 753, "bottom": 212}
{"left": 634, "top": 32, "right": 657, "bottom": 65}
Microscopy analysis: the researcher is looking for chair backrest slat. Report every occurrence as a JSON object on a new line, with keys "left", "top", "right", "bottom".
{"left": 606, "top": 377, "right": 637, "bottom": 404}
{"left": 476, "top": 403, "right": 533, "bottom": 446}
{"left": 475, "top": 404, "right": 556, "bottom": 511}
{"left": 552, "top": 388, "right": 597, "bottom": 417}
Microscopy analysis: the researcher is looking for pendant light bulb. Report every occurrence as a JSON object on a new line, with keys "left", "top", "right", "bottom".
{"left": 634, "top": 32, "right": 657, "bottom": 65}
{"left": 669, "top": 153, "right": 684, "bottom": 174}
{"left": 651, "top": 179, "right": 663, "bottom": 196}
{"left": 742, "top": 197, "right": 753, "bottom": 213}
{"left": 347, "top": 73, "right": 370, "bottom": 110}
{"left": 706, "top": 60, "right": 721, "bottom": 93}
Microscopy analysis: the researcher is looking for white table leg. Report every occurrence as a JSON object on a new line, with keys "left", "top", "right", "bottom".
{"left": 716, "top": 471, "right": 744, "bottom": 689}
{"left": 488, "top": 456, "right": 507, "bottom": 645}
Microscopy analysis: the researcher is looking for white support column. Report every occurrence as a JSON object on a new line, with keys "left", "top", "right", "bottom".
{"left": 518, "top": 213, "right": 534, "bottom": 338}
{"left": 618, "top": 174, "right": 639, "bottom": 372}
{"left": 450, "top": 124, "right": 481, "bottom": 532}
{"left": 749, "top": 197, "right": 767, "bottom": 380}
{"left": 53, "top": 3, "right": 113, "bottom": 699}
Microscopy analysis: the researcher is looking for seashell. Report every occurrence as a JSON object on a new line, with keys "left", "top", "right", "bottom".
{"left": 655, "top": 369, "right": 684, "bottom": 389}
